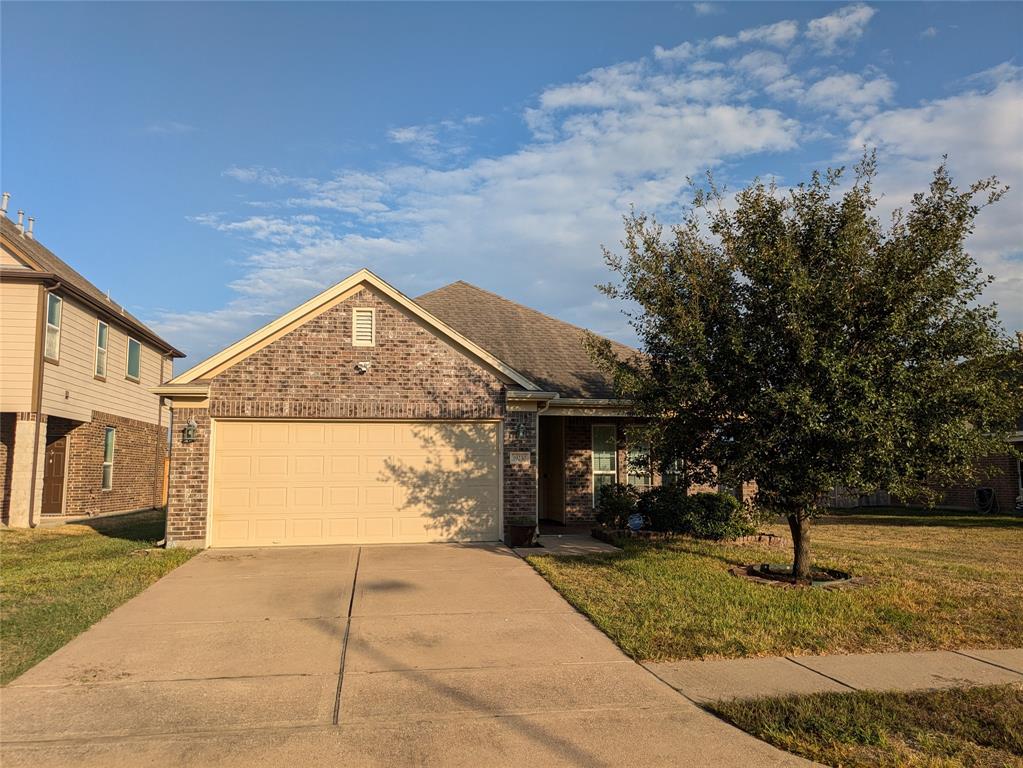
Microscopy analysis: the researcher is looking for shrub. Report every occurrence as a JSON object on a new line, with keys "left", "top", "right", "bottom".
{"left": 595, "top": 483, "right": 639, "bottom": 528}
{"left": 637, "top": 484, "right": 689, "bottom": 533}
{"left": 686, "top": 492, "right": 755, "bottom": 541}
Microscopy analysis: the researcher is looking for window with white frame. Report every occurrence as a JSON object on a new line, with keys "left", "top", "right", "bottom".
{"left": 126, "top": 338, "right": 141, "bottom": 381}
{"left": 352, "top": 308, "right": 375, "bottom": 346}
{"left": 95, "top": 321, "right": 109, "bottom": 378}
{"left": 101, "top": 427, "right": 116, "bottom": 490}
{"left": 44, "top": 293, "right": 62, "bottom": 360}
{"left": 591, "top": 424, "right": 617, "bottom": 507}
{"left": 627, "top": 442, "right": 652, "bottom": 489}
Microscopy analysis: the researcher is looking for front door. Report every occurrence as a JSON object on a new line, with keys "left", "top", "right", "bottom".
{"left": 41, "top": 437, "right": 67, "bottom": 516}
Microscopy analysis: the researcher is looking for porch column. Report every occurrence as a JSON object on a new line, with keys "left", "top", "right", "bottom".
{"left": 503, "top": 406, "right": 539, "bottom": 535}
{"left": 7, "top": 413, "right": 46, "bottom": 528}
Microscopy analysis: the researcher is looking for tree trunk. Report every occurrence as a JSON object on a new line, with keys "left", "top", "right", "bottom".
{"left": 786, "top": 514, "right": 811, "bottom": 582}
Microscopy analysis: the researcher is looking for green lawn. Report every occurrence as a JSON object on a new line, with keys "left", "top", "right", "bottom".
{"left": 709, "top": 684, "right": 1023, "bottom": 768}
{"left": 0, "top": 510, "right": 196, "bottom": 684}
{"left": 528, "top": 512, "right": 1023, "bottom": 660}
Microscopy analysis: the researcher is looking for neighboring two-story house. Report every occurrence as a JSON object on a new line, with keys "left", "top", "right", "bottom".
{"left": 0, "top": 206, "right": 183, "bottom": 526}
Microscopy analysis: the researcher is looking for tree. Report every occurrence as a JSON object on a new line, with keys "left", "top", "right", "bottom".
{"left": 588, "top": 155, "right": 1022, "bottom": 580}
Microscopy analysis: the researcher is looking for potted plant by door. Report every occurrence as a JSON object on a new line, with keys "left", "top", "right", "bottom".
{"left": 506, "top": 516, "right": 537, "bottom": 547}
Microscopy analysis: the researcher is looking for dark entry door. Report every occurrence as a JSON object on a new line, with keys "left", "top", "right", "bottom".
{"left": 41, "top": 437, "right": 67, "bottom": 515}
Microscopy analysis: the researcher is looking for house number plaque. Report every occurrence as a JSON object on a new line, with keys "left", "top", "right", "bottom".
{"left": 508, "top": 451, "right": 531, "bottom": 465}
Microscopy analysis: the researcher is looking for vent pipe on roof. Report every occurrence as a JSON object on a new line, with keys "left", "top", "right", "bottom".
{"left": 16, "top": 210, "right": 24, "bottom": 235}
{"left": 26, "top": 217, "right": 35, "bottom": 239}
{"left": 0, "top": 193, "right": 9, "bottom": 216}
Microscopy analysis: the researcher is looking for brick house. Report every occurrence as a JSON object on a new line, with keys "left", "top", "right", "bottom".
{"left": 157, "top": 269, "right": 655, "bottom": 548}
{"left": 0, "top": 204, "right": 183, "bottom": 525}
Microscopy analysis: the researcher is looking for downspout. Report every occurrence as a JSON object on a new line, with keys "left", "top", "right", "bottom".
{"left": 28, "top": 282, "right": 61, "bottom": 527}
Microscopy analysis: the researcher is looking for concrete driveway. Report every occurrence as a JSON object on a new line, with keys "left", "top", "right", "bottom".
{"left": 1, "top": 543, "right": 811, "bottom": 767}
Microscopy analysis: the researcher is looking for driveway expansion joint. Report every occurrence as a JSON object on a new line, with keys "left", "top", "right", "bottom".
{"left": 332, "top": 546, "right": 362, "bottom": 726}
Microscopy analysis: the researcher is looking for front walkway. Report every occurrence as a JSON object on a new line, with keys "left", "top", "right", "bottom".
{"left": 645, "top": 648, "right": 1023, "bottom": 704}
{"left": 1, "top": 543, "right": 811, "bottom": 767}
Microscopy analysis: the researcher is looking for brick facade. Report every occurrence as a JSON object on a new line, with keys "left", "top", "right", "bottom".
{"left": 503, "top": 410, "right": 537, "bottom": 529}
{"left": 55, "top": 411, "right": 165, "bottom": 517}
{"left": 165, "top": 286, "right": 528, "bottom": 546}
{"left": 209, "top": 287, "right": 504, "bottom": 421}
{"left": 166, "top": 408, "right": 211, "bottom": 544}
{"left": 0, "top": 410, "right": 163, "bottom": 521}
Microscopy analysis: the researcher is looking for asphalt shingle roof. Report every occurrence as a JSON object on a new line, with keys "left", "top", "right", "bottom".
{"left": 416, "top": 281, "right": 635, "bottom": 399}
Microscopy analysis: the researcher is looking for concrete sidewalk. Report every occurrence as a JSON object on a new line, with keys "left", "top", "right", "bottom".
{"left": 644, "top": 648, "right": 1023, "bottom": 704}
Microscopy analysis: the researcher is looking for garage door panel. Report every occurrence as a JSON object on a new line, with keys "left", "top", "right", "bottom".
{"left": 211, "top": 420, "right": 500, "bottom": 547}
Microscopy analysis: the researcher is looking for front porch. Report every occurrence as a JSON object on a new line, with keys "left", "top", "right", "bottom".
{"left": 536, "top": 414, "right": 642, "bottom": 526}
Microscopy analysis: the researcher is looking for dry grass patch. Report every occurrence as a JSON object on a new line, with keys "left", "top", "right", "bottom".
{"left": 528, "top": 512, "right": 1023, "bottom": 660}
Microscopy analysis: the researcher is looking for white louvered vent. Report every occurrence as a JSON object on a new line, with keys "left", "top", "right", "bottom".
{"left": 352, "top": 308, "right": 375, "bottom": 346}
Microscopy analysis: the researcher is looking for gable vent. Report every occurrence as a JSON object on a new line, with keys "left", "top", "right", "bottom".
{"left": 352, "top": 308, "right": 375, "bottom": 347}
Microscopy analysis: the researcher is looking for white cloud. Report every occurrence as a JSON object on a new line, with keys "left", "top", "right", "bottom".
{"left": 692, "top": 2, "right": 720, "bottom": 16}
{"left": 655, "top": 17, "right": 798, "bottom": 62}
{"left": 155, "top": 13, "right": 1022, "bottom": 363}
{"left": 734, "top": 50, "right": 791, "bottom": 85}
{"left": 146, "top": 120, "right": 196, "bottom": 135}
{"left": 737, "top": 20, "right": 799, "bottom": 48}
{"left": 920, "top": 26, "right": 938, "bottom": 39}
{"left": 848, "top": 72, "right": 1023, "bottom": 331}
{"left": 386, "top": 115, "right": 482, "bottom": 163}
{"left": 158, "top": 54, "right": 799, "bottom": 357}
{"left": 803, "top": 71, "right": 895, "bottom": 118}
{"left": 806, "top": 4, "right": 877, "bottom": 55}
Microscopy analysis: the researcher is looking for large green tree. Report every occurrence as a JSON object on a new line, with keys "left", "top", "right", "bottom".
{"left": 588, "top": 156, "right": 1022, "bottom": 579}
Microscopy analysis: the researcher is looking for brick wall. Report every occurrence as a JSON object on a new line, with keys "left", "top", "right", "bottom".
{"left": 209, "top": 287, "right": 504, "bottom": 420}
{"left": 0, "top": 413, "right": 14, "bottom": 522}
{"left": 55, "top": 411, "right": 165, "bottom": 517}
{"left": 166, "top": 408, "right": 210, "bottom": 545}
{"left": 503, "top": 410, "right": 537, "bottom": 531}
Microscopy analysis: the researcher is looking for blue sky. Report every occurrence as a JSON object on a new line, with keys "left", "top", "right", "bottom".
{"left": 3, "top": 2, "right": 1021, "bottom": 367}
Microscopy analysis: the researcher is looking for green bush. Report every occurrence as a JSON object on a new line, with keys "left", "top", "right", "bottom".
{"left": 686, "top": 492, "right": 755, "bottom": 540}
{"left": 595, "top": 483, "right": 639, "bottom": 528}
{"left": 637, "top": 484, "right": 689, "bottom": 533}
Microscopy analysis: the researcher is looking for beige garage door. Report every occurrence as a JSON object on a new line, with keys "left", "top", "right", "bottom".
{"left": 210, "top": 420, "right": 501, "bottom": 547}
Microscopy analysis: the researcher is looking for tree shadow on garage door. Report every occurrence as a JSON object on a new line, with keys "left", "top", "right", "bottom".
{"left": 380, "top": 423, "right": 503, "bottom": 541}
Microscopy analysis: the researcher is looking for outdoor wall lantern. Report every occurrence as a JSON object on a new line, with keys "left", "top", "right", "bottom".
{"left": 182, "top": 418, "right": 199, "bottom": 444}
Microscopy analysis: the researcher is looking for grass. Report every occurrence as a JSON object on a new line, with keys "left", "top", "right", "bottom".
{"left": 527, "top": 511, "right": 1023, "bottom": 660}
{"left": 709, "top": 684, "right": 1023, "bottom": 768}
{"left": 0, "top": 510, "right": 197, "bottom": 685}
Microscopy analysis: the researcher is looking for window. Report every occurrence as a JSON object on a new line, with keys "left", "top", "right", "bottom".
{"left": 592, "top": 425, "right": 617, "bottom": 507}
{"left": 352, "top": 308, "right": 375, "bottom": 346}
{"left": 663, "top": 457, "right": 683, "bottom": 487}
{"left": 627, "top": 442, "right": 652, "bottom": 489}
{"left": 101, "top": 427, "right": 115, "bottom": 490}
{"left": 126, "top": 338, "right": 141, "bottom": 381}
{"left": 44, "top": 293, "right": 62, "bottom": 360}
{"left": 95, "top": 321, "right": 109, "bottom": 378}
